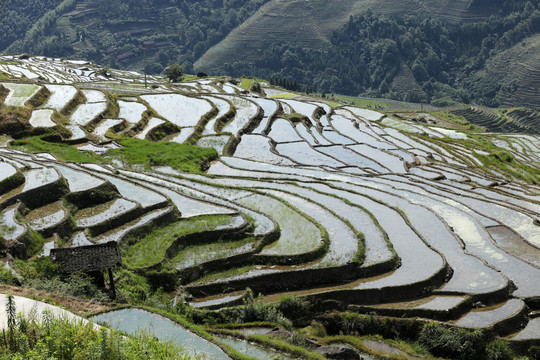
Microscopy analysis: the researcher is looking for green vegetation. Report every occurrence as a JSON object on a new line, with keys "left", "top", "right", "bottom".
{"left": 107, "top": 138, "right": 218, "bottom": 174}
{"left": 269, "top": 92, "right": 297, "bottom": 99}
{"left": 419, "top": 322, "right": 485, "bottom": 359}
{"left": 163, "top": 64, "right": 184, "bottom": 82}
{"left": 10, "top": 135, "right": 105, "bottom": 163}
{"left": 0, "top": 0, "right": 62, "bottom": 50}
{"left": 123, "top": 215, "right": 236, "bottom": 268}
{"left": 220, "top": 2, "right": 539, "bottom": 107}
{"left": 239, "top": 78, "right": 251, "bottom": 90}
{"left": 14, "top": 258, "right": 109, "bottom": 302}
{"left": 4, "top": 0, "right": 270, "bottom": 75}
{"left": 0, "top": 294, "right": 187, "bottom": 359}
{"left": 238, "top": 289, "right": 291, "bottom": 326}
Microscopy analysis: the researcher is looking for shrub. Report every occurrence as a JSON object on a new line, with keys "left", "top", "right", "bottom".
{"left": 240, "top": 289, "right": 292, "bottom": 328}
{"left": 418, "top": 322, "right": 486, "bottom": 360}
{"left": 250, "top": 81, "right": 261, "bottom": 93}
{"left": 490, "top": 150, "right": 514, "bottom": 163}
{"left": 29, "top": 273, "right": 109, "bottom": 302}
{"left": 0, "top": 269, "right": 19, "bottom": 286}
{"left": 277, "top": 295, "right": 310, "bottom": 321}
{"left": 163, "top": 64, "right": 183, "bottom": 82}
{"left": 485, "top": 339, "right": 513, "bottom": 360}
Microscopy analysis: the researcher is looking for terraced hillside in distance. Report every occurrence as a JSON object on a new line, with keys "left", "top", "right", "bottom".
{"left": 1, "top": 54, "right": 540, "bottom": 358}
{"left": 195, "top": 0, "right": 496, "bottom": 71}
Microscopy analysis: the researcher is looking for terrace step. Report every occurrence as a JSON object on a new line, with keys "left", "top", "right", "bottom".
{"left": 508, "top": 317, "right": 540, "bottom": 348}
{"left": 0, "top": 203, "right": 25, "bottom": 241}
{"left": 95, "top": 206, "right": 178, "bottom": 244}
{"left": 453, "top": 299, "right": 528, "bottom": 336}
{"left": 55, "top": 164, "right": 119, "bottom": 208}
{"left": 88, "top": 171, "right": 170, "bottom": 211}
{"left": 25, "top": 200, "right": 73, "bottom": 238}
{"left": 349, "top": 296, "right": 471, "bottom": 321}
{"left": 0, "top": 167, "right": 69, "bottom": 210}
{"left": 189, "top": 291, "right": 247, "bottom": 310}
{"left": 0, "top": 163, "right": 24, "bottom": 194}
{"left": 74, "top": 198, "right": 141, "bottom": 237}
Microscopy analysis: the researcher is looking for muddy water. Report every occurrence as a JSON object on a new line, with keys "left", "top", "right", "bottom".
{"left": 488, "top": 226, "right": 540, "bottom": 268}
{"left": 96, "top": 207, "right": 172, "bottom": 244}
{"left": 510, "top": 318, "right": 540, "bottom": 340}
{"left": 317, "top": 145, "right": 389, "bottom": 172}
{"left": 276, "top": 142, "right": 344, "bottom": 167}
{"left": 0, "top": 205, "right": 24, "bottom": 240}
{"left": 306, "top": 182, "right": 444, "bottom": 289}
{"left": 99, "top": 173, "right": 167, "bottom": 208}
{"left": 268, "top": 118, "right": 304, "bottom": 143}
{"left": 23, "top": 167, "right": 59, "bottom": 191}
{"left": 234, "top": 134, "right": 295, "bottom": 165}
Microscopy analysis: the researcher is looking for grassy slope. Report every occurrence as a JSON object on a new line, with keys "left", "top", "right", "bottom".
{"left": 194, "top": 0, "right": 495, "bottom": 71}
{"left": 108, "top": 138, "right": 218, "bottom": 173}
{"left": 10, "top": 136, "right": 219, "bottom": 174}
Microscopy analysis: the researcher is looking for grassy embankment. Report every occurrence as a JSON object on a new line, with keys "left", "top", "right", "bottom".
{"left": 10, "top": 136, "right": 218, "bottom": 174}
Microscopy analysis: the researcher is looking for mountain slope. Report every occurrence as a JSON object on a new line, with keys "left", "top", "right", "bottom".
{"left": 195, "top": 0, "right": 497, "bottom": 71}
{"left": 2, "top": 0, "right": 538, "bottom": 109}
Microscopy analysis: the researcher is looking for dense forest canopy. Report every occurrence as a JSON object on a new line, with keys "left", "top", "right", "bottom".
{"left": 4, "top": 0, "right": 270, "bottom": 74}
{"left": 221, "top": 1, "right": 539, "bottom": 106}
{"left": 0, "top": 0, "right": 64, "bottom": 49}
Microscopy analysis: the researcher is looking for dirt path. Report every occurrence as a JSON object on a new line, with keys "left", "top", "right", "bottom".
{"left": 0, "top": 284, "right": 111, "bottom": 317}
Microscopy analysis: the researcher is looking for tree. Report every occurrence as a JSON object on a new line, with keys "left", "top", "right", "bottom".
{"left": 163, "top": 64, "right": 183, "bottom": 82}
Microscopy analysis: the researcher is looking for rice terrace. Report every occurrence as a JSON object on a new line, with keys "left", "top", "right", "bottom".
{"left": 0, "top": 54, "right": 539, "bottom": 359}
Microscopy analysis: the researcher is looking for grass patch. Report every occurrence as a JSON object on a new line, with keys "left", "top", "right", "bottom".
{"left": 10, "top": 134, "right": 104, "bottom": 163}
{"left": 336, "top": 95, "right": 388, "bottom": 109}
{"left": 323, "top": 100, "right": 342, "bottom": 107}
{"left": 270, "top": 93, "right": 297, "bottom": 99}
{"left": 107, "top": 138, "right": 218, "bottom": 174}
{"left": 240, "top": 78, "right": 251, "bottom": 90}
{"left": 182, "top": 74, "right": 198, "bottom": 81}
{"left": 429, "top": 111, "right": 483, "bottom": 132}
{"left": 123, "top": 214, "right": 236, "bottom": 268}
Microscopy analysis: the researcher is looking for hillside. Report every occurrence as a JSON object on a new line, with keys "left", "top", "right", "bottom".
{"left": 194, "top": 0, "right": 497, "bottom": 70}
{"left": 2, "top": 0, "right": 538, "bottom": 109}
{"left": 0, "top": 54, "right": 540, "bottom": 358}
{"left": 465, "top": 34, "right": 540, "bottom": 109}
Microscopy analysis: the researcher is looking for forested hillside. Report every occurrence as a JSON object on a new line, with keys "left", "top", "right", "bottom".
{"left": 2, "top": 0, "right": 539, "bottom": 108}
{"left": 218, "top": 1, "right": 539, "bottom": 107}
{"left": 5, "top": 0, "right": 269, "bottom": 73}
{"left": 0, "top": 0, "right": 64, "bottom": 49}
